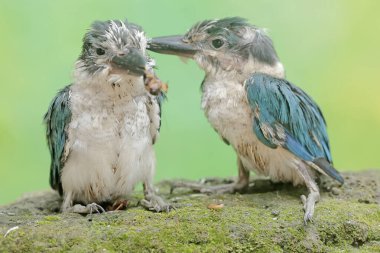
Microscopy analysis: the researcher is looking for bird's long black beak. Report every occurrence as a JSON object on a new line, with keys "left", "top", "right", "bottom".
{"left": 111, "top": 48, "right": 146, "bottom": 76}
{"left": 148, "top": 35, "right": 197, "bottom": 58}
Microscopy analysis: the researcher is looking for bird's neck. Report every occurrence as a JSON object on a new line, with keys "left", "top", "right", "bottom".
{"left": 205, "top": 60, "right": 285, "bottom": 85}
{"left": 249, "top": 60, "right": 285, "bottom": 80}
{"left": 72, "top": 64, "right": 146, "bottom": 101}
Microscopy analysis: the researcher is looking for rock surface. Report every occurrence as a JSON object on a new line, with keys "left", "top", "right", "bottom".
{"left": 1, "top": 171, "right": 379, "bottom": 252}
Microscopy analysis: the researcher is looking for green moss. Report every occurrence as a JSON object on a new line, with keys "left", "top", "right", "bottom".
{"left": 0, "top": 172, "right": 380, "bottom": 252}
{"left": 44, "top": 215, "right": 61, "bottom": 221}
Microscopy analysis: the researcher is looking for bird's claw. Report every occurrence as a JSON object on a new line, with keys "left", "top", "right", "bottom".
{"left": 108, "top": 199, "right": 129, "bottom": 211}
{"left": 140, "top": 195, "right": 175, "bottom": 213}
{"left": 71, "top": 202, "right": 106, "bottom": 214}
{"left": 87, "top": 203, "right": 106, "bottom": 214}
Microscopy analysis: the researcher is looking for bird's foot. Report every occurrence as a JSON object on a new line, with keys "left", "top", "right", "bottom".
{"left": 69, "top": 203, "right": 106, "bottom": 214}
{"left": 140, "top": 195, "right": 174, "bottom": 212}
{"left": 168, "top": 179, "right": 247, "bottom": 195}
{"left": 107, "top": 199, "right": 129, "bottom": 211}
{"left": 301, "top": 192, "right": 320, "bottom": 224}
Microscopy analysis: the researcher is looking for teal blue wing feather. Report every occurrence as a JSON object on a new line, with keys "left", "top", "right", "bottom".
{"left": 156, "top": 91, "right": 166, "bottom": 132}
{"left": 246, "top": 74, "right": 343, "bottom": 183}
{"left": 44, "top": 86, "right": 72, "bottom": 195}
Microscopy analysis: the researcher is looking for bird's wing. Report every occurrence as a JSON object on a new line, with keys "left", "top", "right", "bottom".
{"left": 245, "top": 73, "right": 343, "bottom": 183}
{"left": 43, "top": 86, "right": 72, "bottom": 194}
{"left": 156, "top": 91, "right": 166, "bottom": 133}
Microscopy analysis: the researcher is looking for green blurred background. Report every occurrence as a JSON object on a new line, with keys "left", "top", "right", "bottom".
{"left": 0, "top": 0, "right": 379, "bottom": 205}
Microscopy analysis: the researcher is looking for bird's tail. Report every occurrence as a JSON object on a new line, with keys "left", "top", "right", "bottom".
{"left": 313, "top": 158, "right": 344, "bottom": 184}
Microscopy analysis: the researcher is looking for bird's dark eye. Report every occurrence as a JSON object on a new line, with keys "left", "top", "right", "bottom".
{"left": 211, "top": 39, "right": 224, "bottom": 49}
{"left": 96, "top": 48, "right": 105, "bottom": 55}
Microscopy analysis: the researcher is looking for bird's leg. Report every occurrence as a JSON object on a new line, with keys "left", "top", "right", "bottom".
{"left": 140, "top": 180, "right": 174, "bottom": 212}
{"left": 296, "top": 164, "right": 320, "bottom": 224}
{"left": 61, "top": 192, "right": 105, "bottom": 214}
{"left": 169, "top": 157, "right": 250, "bottom": 194}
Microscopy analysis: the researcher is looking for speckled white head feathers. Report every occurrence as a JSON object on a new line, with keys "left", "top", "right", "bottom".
{"left": 149, "top": 17, "right": 284, "bottom": 78}
{"left": 76, "top": 19, "right": 154, "bottom": 76}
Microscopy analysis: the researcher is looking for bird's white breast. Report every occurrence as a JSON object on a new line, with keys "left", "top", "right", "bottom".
{"left": 201, "top": 79, "right": 305, "bottom": 185}
{"left": 61, "top": 74, "right": 156, "bottom": 204}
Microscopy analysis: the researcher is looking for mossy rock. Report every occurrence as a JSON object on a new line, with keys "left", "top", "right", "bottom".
{"left": 1, "top": 171, "right": 379, "bottom": 252}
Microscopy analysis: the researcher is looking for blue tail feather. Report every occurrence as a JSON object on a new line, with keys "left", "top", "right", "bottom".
{"left": 313, "top": 158, "right": 344, "bottom": 184}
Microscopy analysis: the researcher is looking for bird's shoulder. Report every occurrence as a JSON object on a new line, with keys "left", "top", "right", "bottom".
{"left": 44, "top": 85, "right": 72, "bottom": 132}
{"left": 246, "top": 73, "right": 324, "bottom": 119}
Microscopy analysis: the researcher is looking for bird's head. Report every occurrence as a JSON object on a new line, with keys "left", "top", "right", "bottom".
{"left": 75, "top": 20, "right": 153, "bottom": 89}
{"left": 149, "top": 17, "right": 284, "bottom": 80}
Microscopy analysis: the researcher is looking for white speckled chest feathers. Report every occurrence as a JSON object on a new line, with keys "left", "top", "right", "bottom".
{"left": 201, "top": 78, "right": 309, "bottom": 186}
{"left": 61, "top": 72, "right": 160, "bottom": 205}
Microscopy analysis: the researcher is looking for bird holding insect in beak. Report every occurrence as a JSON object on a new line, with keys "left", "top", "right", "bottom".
{"left": 44, "top": 19, "right": 171, "bottom": 214}
{"left": 148, "top": 17, "right": 343, "bottom": 223}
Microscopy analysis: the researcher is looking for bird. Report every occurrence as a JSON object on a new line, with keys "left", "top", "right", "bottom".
{"left": 148, "top": 17, "right": 344, "bottom": 223}
{"left": 44, "top": 19, "right": 172, "bottom": 214}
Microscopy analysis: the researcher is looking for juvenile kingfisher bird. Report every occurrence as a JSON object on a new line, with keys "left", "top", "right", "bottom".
{"left": 148, "top": 17, "right": 344, "bottom": 222}
{"left": 44, "top": 19, "right": 171, "bottom": 213}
